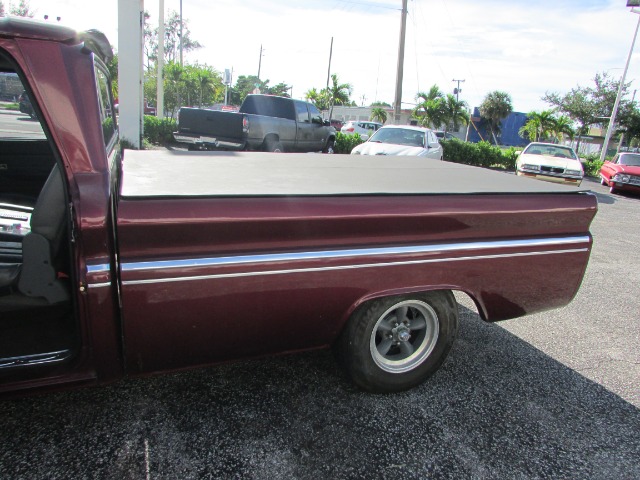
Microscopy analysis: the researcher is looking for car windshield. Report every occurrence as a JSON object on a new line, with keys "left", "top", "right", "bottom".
{"left": 619, "top": 154, "right": 640, "bottom": 166}
{"left": 369, "top": 128, "right": 425, "bottom": 147}
{"left": 524, "top": 144, "right": 577, "bottom": 159}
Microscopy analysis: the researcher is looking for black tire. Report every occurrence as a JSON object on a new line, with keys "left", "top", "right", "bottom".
{"left": 323, "top": 139, "right": 335, "bottom": 154}
{"left": 337, "top": 290, "right": 458, "bottom": 393}
{"left": 265, "top": 139, "right": 283, "bottom": 153}
{"left": 600, "top": 176, "right": 607, "bottom": 186}
{"left": 610, "top": 185, "right": 618, "bottom": 194}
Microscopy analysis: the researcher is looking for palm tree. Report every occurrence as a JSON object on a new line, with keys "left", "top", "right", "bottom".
{"left": 195, "top": 67, "right": 216, "bottom": 107}
{"left": 479, "top": 91, "right": 513, "bottom": 144}
{"left": 327, "top": 74, "right": 352, "bottom": 121}
{"left": 305, "top": 87, "right": 329, "bottom": 111}
{"left": 441, "top": 94, "right": 469, "bottom": 134}
{"left": 550, "top": 115, "right": 575, "bottom": 143}
{"left": 518, "top": 116, "right": 542, "bottom": 142}
{"left": 413, "top": 85, "right": 445, "bottom": 129}
{"left": 370, "top": 107, "right": 388, "bottom": 124}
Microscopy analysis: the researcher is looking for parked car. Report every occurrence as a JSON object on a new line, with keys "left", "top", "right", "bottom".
{"left": 341, "top": 120, "right": 383, "bottom": 139}
{"left": 330, "top": 119, "right": 344, "bottom": 131}
{"left": 351, "top": 125, "right": 443, "bottom": 159}
{"left": 599, "top": 152, "right": 640, "bottom": 194}
{"left": 18, "top": 90, "right": 35, "bottom": 118}
{"left": 515, "top": 142, "right": 584, "bottom": 186}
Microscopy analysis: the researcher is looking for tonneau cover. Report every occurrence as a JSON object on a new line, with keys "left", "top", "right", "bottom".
{"left": 120, "top": 150, "right": 589, "bottom": 198}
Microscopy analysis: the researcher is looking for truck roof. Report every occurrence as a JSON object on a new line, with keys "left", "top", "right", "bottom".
{"left": 120, "top": 150, "right": 590, "bottom": 198}
{"left": 0, "top": 17, "right": 112, "bottom": 63}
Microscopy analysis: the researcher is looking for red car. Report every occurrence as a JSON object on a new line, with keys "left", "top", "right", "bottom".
{"left": 600, "top": 152, "right": 640, "bottom": 195}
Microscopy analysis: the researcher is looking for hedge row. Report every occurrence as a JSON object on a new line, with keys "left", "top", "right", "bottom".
{"left": 334, "top": 131, "right": 365, "bottom": 154}
{"left": 143, "top": 115, "right": 177, "bottom": 145}
{"left": 441, "top": 139, "right": 518, "bottom": 169}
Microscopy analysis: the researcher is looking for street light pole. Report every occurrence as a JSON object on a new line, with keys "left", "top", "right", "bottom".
{"left": 600, "top": 10, "right": 640, "bottom": 162}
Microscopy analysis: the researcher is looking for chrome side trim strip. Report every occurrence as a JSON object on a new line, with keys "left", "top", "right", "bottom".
{"left": 0, "top": 350, "right": 72, "bottom": 369}
{"left": 87, "top": 263, "right": 110, "bottom": 274}
{"left": 121, "top": 247, "right": 588, "bottom": 286}
{"left": 88, "top": 282, "right": 112, "bottom": 289}
{"left": 121, "top": 236, "right": 590, "bottom": 273}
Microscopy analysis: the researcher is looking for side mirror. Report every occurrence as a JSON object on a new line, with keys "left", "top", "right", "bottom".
{"left": 323, "top": 119, "right": 330, "bottom": 127}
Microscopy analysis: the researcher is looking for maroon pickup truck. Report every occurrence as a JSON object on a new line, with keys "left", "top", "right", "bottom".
{"left": 0, "top": 18, "right": 597, "bottom": 396}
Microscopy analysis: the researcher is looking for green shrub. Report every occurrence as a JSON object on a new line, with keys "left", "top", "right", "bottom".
{"left": 583, "top": 158, "right": 603, "bottom": 177}
{"left": 334, "top": 131, "right": 364, "bottom": 154}
{"left": 441, "top": 139, "right": 516, "bottom": 170}
{"left": 143, "top": 115, "right": 177, "bottom": 145}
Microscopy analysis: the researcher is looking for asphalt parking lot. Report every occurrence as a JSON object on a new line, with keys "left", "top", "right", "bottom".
{"left": 1, "top": 177, "right": 638, "bottom": 480}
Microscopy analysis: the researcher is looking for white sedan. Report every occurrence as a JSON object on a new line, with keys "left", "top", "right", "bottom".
{"left": 350, "top": 125, "right": 443, "bottom": 159}
{"left": 516, "top": 142, "right": 583, "bottom": 186}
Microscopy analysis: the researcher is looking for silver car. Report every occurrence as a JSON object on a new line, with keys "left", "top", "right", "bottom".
{"left": 340, "top": 120, "right": 383, "bottom": 139}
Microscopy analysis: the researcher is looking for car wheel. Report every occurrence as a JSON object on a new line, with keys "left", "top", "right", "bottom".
{"left": 266, "top": 139, "right": 283, "bottom": 153}
{"left": 601, "top": 176, "right": 607, "bottom": 186}
{"left": 337, "top": 291, "right": 458, "bottom": 393}
{"left": 323, "top": 139, "right": 335, "bottom": 154}
{"left": 610, "top": 185, "right": 618, "bottom": 194}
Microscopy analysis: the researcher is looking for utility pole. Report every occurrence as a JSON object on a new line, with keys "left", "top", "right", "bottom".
{"left": 393, "top": 0, "right": 408, "bottom": 124}
{"left": 257, "top": 44, "right": 263, "bottom": 80}
{"left": 326, "top": 37, "right": 334, "bottom": 91}
{"left": 452, "top": 79, "right": 465, "bottom": 101}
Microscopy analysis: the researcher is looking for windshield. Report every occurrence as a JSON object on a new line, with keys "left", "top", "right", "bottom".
{"left": 369, "top": 128, "right": 425, "bottom": 148}
{"left": 524, "top": 144, "right": 577, "bottom": 159}
{"left": 619, "top": 153, "right": 640, "bottom": 166}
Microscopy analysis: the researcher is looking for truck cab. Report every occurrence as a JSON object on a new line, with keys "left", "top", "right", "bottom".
{"left": 0, "top": 18, "right": 121, "bottom": 392}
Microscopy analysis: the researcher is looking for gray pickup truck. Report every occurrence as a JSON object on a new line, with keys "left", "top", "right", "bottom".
{"left": 174, "top": 95, "right": 336, "bottom": 153}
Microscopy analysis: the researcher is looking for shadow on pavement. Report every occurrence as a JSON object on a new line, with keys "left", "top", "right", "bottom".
{"left": 1, "top": 306, "right": 638, "bottom": 479}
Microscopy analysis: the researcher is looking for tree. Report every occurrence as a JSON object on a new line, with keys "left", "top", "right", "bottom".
{"left": 327, "top": 74, "right": 352, "bottom": 121}
{"left": 441, "top": 94, "right": 469, "bottom": 134}
{"left": 10, "top": 0, "right": 34, "bottom": 17}
{"left": 371, "top": 101, "right": 391, "bottom": 108}
{"left": 370, "top": 107, "right": 387, "bottom": 124}
{"left": 550, "top": 115, "right": 575, "bottom": 143}
{"left": 305, "top": 87, "right": 330, "bottom": 111}
{"left": 229, "top": 75, "right": 266, "bottom": 105}
{"left": 413, "top": 85, "right": 445, "bottom": 129}
{"left": 543, "top": 72, "right": 631, "bottom": 153}
{"left": 518, "top": 110, "right": 555, "bottom": 142}
{"left": 144, "top": 10, "right": 202, "bottom": 71}
{"left": 479, "top": 91, "right": 513, "bottom": 145}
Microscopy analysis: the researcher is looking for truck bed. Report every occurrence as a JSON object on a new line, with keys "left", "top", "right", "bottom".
{"left": 120, "top": 150, "right": 589, "bottom": 198}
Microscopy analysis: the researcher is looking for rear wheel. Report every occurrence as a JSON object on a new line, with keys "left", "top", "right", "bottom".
{"left": 265, "top": 139, "right": 283, "bottom": 153}
{"left": 337, "top": 291, "right": 458, "bottom": 393}
{"left": 601, "top": 176, "right": 607, "bottom": 186}
{"left": 323, "top": 139, "right": 335, "bottom": 154}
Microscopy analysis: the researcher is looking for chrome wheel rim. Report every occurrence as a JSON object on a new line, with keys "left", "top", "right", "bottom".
{"left": 369, "top": 300, "right": 439, "bottom": 373}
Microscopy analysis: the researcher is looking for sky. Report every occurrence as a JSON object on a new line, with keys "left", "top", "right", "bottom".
{"left": 15, "top": 0, "right": 640, "bottom": 113}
